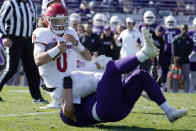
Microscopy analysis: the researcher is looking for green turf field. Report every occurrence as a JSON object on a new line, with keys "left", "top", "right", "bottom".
{"left": 0, "top": 86, "right": 196, "bottom": 131}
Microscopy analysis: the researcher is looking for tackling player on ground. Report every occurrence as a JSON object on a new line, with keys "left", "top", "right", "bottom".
{"left": 60, "top": 27, "right": 187, "bottom": 126}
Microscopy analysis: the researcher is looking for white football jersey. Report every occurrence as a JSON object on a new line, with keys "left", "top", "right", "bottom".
{"left": 71, "top": 70, "right": 103, "bottom": 104}
{"left": 32, "top": 27, "right": 82, "bottom": 89}
{"left": 119, "top": 28, "right": 143, "bottom": 58}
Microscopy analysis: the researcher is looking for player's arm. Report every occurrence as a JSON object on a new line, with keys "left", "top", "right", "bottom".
{"left": 80, "top": 48, "right": 92, "bottom": 61}
{"left": 0, "top": 1, "right": 13, "bottom": 48}
{"left": 64, "top": 34, "right": 92, "bottom": 61}
{"left": 62, "top": 88, "right": 75, "bottom": 121}
{"left": 34, "top": 41, "right": 67, "bottom": 66}
{"left": 62, "top": 77, "right": 76, "bottom": 121}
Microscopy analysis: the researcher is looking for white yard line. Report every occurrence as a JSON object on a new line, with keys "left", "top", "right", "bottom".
{"left": 7, "top": 90, "right": 29, "bottom": 93}
{"left": 133, "top": 106, "right": 159, "bottom": 111}
{"left": 0, "top": 111, "right": 58, "bottom": 117}
{"left": 133, "top": 105, "right": 193, "bottom": 111}
{"left": 0, "top": 106, "right": 194, "bottom": 118}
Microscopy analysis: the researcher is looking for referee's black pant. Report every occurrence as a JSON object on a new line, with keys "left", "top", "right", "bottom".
{"left": 0, "top": 36, "right": 42, "bottom": 100}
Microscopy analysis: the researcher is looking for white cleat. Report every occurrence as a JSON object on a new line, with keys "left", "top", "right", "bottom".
{"left": 40, "top": 102, "right": 61, "bottom": 109}
{"left": 166, "top": 109, "right": 187, "bottom": 123}
{"left": 141, "top": 27, "right": 159, "bottom": 58}
{"left": 93, "top": 55, "right": 112, "bottom": 69}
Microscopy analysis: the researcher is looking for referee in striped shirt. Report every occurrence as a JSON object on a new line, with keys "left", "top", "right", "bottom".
{"left": 0, "top": 0, "right": 47, "bottom": 103}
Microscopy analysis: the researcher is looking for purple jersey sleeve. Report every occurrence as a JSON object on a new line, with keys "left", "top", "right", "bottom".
{"left": 138, "top": 24, "right": 143, "bottom": 32}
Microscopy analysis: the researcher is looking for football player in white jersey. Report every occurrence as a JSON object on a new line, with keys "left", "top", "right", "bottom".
{"left": 33, "top": 3, "right": 92, "bottom": 110}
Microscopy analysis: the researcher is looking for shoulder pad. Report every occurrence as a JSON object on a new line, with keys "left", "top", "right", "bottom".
{"left": 32, "top": 28, "right": 51, "bottom": 44}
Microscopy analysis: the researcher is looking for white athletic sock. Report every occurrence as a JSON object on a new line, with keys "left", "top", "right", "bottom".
{"left": 136, "top": 50, "right": 149, "bottom": 62}
{"left": 160, "top": 101, "right": 175, "bottom": 114}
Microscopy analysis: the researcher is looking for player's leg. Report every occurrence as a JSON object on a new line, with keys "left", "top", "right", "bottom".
{"left": 124, "top": 69, "right": 166, "bottom": 107}
{"left": 96, "top": 28, "right": 186, "bottom": 123}
{"left": 172, "top": 79, "right": 180, "bottom": 92}
{"left": 159, "top": 55, "right": 171, "bottom": 91}
{"left": 95, "top": 27, "right": 160, "bottom": 121}
{"left": 0, "top": 37, "right": 22, "bottom": 94}
{"left": 21, "top": 39, "right": 44, "bottom": 101}
{"left": 95, "top": 55, "right": 140, "bottom": 122}
{"left": 189, "top": 71, "right": 196, "bottom": 93}
{"left": 182, "top": 64, "right": 190, "bottom": 93}
{"left": 189, "top": 53, "right": 196, "bottom": 93}
{"left": 0, "top": 40, "right": 6, "bottom": 73}
{"left": 40, "top": 86, "right": 62, "bottom": 109}
{"left": 124, "top": 70, "right": 187, "bottom": 123}
{"left": 0, "top": 40, "right": 6, "bottom": 101}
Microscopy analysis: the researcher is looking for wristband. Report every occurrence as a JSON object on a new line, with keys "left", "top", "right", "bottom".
{"left": 63, "top": 77, "right": 72, "bottom": 89}
{"left": 75, "top": 42, "right": 85, "bottom": 53}
{"left": 47, "top": 46, "right": 61, "bottom": 60}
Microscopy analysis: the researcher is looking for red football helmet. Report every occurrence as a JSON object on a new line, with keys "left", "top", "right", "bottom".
{"left": 45, "top": 3, "right": 69, "bottom": 35}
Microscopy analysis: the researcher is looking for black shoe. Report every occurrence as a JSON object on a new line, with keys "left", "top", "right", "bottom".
{"left": 32, "top": 97, "right": 49, "bottom": 104}
{"left": 0, "top": 96, "right": 3, "bottom": 102}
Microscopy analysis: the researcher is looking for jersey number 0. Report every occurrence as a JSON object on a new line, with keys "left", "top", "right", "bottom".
{"left": 57, "top": 53, "right": 67, "bottom": 72}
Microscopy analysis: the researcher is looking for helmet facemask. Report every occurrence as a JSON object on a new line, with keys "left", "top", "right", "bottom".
{"left": 48, "top": 15, "right": 68, "bottom": 35}
{"left": 145, "top": 16, "right": 155, "bottom": 25}
{"left": 94, "top": 19, "right": 104, "bottom": 27}
{"left": 45, "top": 3, "right": 69, "bottom": 36}
{"left": 166, "top": 21, "right": 175, "bottom": 29}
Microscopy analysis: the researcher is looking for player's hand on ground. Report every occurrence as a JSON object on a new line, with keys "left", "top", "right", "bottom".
{"left": 63, "top": 34, "right": 78, "bottom": 46}
{"left": 2, "top": 38, "right": 13, "bottom": 48}
{"left": 62, "top": 89, "right": 76, "bottom": 122}
{"left": 57, "top": 40, "right": 67, "bottom": 52}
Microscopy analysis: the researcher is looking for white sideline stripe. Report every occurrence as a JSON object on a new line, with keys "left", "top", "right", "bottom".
{"left": 133, "top": 107, "right": 159, "bottom": 111}
{"left": 7, "top": 90, "right": 29, "bottom": 93}
{"left": 0, "top": 111, "right": 58, "bottom": 117}
{"left": 132, "top": 106, "right": 192, "bottom": 111}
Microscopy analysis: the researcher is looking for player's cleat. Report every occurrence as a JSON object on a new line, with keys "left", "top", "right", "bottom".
{"left": 40, "top": 102, "right": 61, "bottom": 109}
{"left": 32, "top": 97, "right": 49, "bottom": 104}
{"left": 142, "top": 27, "right": 160, "bottom": 58}
{"left": 166, "top": 108, "right": 187, "bottom": 123}
{"left": 136, "top": 27, "right": 159, "bottom": 62}
{"left": 93, "top": 55, "right": 112, "bottom": 69}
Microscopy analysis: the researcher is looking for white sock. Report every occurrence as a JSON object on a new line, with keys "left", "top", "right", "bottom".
{"left": 160, "top": 101, "right": 175, "bottom": 114}
{"left": 136, "top": 50, "right": 148, "bottom": 62}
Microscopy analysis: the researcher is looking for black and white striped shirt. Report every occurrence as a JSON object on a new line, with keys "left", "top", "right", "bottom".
{"left": 0, "top": 0, "right": 37, "bottom": 38}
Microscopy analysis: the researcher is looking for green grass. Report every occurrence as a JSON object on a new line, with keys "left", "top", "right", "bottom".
{"left": 0, "top": 86, "right": 196, "bottom": 131}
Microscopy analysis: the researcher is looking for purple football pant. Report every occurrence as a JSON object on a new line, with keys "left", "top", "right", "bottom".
{"left": 160, "top": 55, "right": 171, "bottom": 79}
{"left": 60, "top": 55, "right": 166, "bottom": 126}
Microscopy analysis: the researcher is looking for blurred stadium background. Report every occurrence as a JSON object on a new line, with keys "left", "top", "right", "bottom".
{"left": 0, "top": 0, "right": 195, "bottom": 26}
